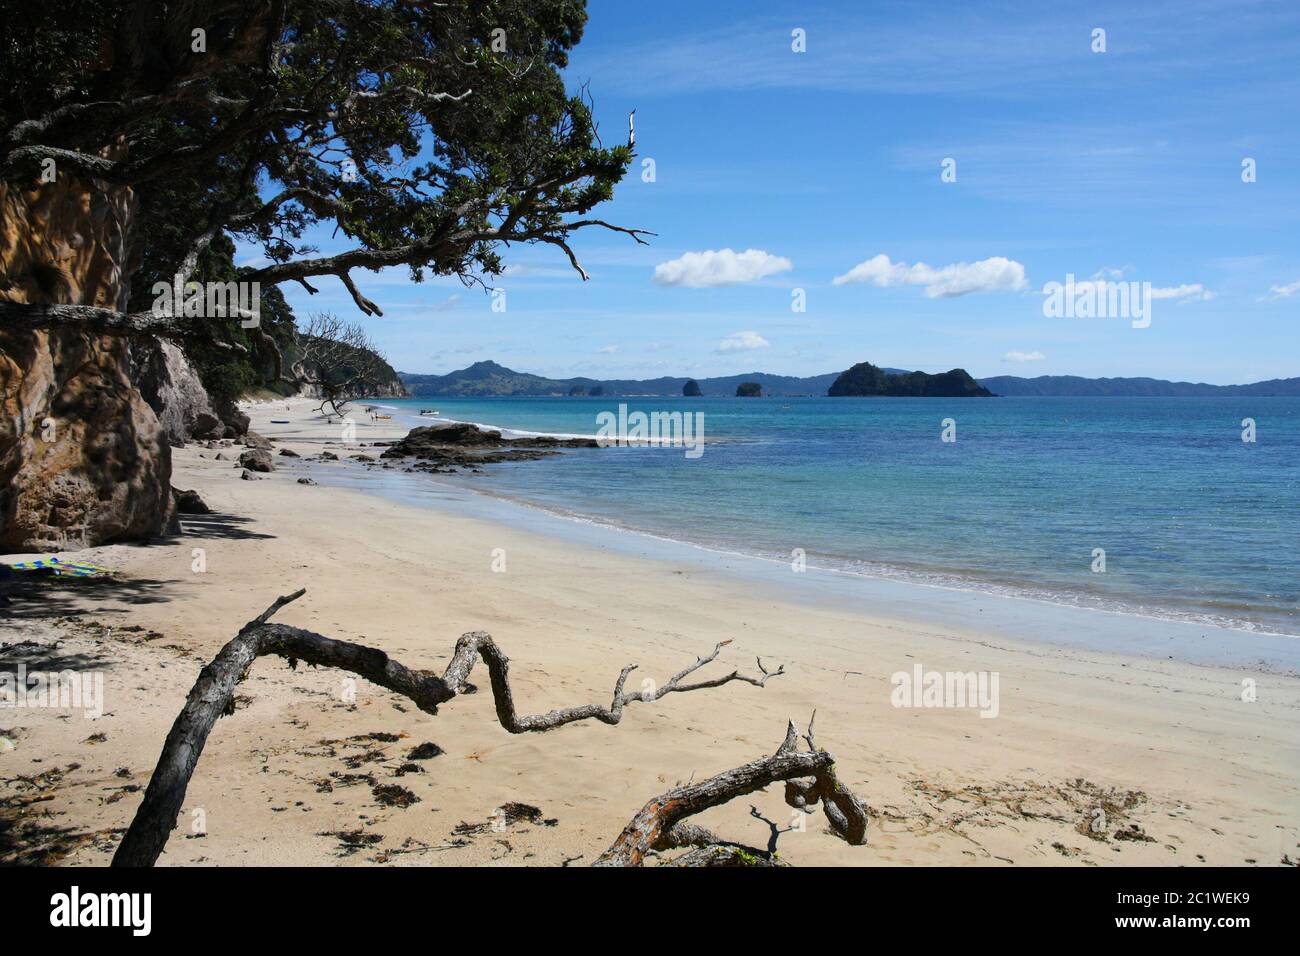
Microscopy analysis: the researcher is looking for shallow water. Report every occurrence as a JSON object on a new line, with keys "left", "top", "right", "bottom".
{"left": 372, "top": 395, "right": 1300, "bottom": 637}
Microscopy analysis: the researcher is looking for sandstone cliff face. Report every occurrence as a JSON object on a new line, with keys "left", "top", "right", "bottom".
{"left": 0, "top": 328, "right": 172, "bottom": 551}
{"left": 129, "top": 339, "right": 220, "bottom": 446}
{"left": 0, "top": 170, "right": 175, "bottom": 552}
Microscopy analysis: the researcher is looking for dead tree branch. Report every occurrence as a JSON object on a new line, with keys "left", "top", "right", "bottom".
{"left": 112, "top": 590, "right": 783, "bottom": 867}
{"left": 291, "top": 313, "right": 391, "bottom": 415}
{"left": 594, "top": 719, "right": 868, "bottom": 867}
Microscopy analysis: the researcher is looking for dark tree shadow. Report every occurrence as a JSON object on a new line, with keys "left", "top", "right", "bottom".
{"left": 0, "top": 510, "right": 268, "bottom": 619}
{"left": 0, "top": 572, "right": 174, "bottom": 620}
{"left": 171, "top": 511, "right": 275, "bottom": 541}
{"left": 0, "top": 638, "right": 112, "bottom": 672}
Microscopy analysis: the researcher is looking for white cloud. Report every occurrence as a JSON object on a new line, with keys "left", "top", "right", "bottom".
{"left": 1044, "top": 278, "right": 1215, "bottom": 303}
{"left": 1003, "top": 350, "right": 1045, "bottom": 362}
{"left": 652, "top": 248, "right": 793, "bottom": 288}
{"left": 832, "top": 254, "right": 1027, "bottom": 297}
{"left": 1259, "top": 279, "right": 1300, "bottom": 302}
{"left": 596, "top": 344, "right": 618, "bottom": 354}
{"left": 1149, "top": 283, "right": 1214, "bottom": 302}
{"left": 716, "top": 331, "right": 770, "bottom": 353}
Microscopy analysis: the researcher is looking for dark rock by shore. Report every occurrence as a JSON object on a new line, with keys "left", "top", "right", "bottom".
{"left": 379, "top": 422, "right": 598, "bottom": 473}
{"left": 239, "top": 449, "right": 275, "bottom": 472}
{"left": 172, "top": 488, "right": 211, "bottom": 514}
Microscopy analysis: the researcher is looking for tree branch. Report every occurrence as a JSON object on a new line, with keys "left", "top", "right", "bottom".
{"left": 111, "top": 590, "right": 783, "bottom": 866}
{"left": 0, "top": 301, "right": 185, "bottom": 339}
{"left": 336, "top": 270, "right": 383, "bottom": 317}
{"left": 594, "top": 719, "right": 868, "bottom": 867}
{"left": 243, "top": 219, "right": 656, "bottom": 288}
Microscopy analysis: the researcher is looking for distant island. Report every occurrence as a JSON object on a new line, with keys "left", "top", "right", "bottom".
{"left": 828, "top": 362, "right": 992, "bottom": 398}
{"left": 402, "top": 360, "right": 915, "bottom": 398}
{"left": 398, "top": 360, "right": 1300, "bottom": 398}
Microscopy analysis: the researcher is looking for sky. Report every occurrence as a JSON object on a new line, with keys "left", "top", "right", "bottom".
{"left": 239, "top": 0, "right": 1300, "bottom": 383}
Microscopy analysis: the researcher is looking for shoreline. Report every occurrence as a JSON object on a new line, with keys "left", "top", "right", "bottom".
{"left": 334, "top": 398, "right": 1300, "bottom": 664}
{"left": 3, "top": 395, "right": 1298, "bottom": 867}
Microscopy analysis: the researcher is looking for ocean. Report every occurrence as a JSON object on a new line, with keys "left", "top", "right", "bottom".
{"left": 370, "top": 395, "right": 1299, "bottom": 637}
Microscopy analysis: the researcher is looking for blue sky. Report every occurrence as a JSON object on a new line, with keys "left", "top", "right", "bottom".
{"left": 242, "top": 0, "right": 1300, "bottom": 383}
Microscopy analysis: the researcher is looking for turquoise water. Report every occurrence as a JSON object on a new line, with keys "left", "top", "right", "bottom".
{"left": 377, "top": 396, "right": 1300, "bottom": 635}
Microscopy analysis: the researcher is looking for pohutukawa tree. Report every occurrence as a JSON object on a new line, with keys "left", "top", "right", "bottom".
{"left": 0, "top": 0, "right": 648, "bottom": 550}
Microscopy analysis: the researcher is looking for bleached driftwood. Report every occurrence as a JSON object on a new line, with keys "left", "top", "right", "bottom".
{"left": 596, "top": 717, "right": 868, "bottom": 866}
{"left": 112, "top": 589, "right": 784, "bottom": 866}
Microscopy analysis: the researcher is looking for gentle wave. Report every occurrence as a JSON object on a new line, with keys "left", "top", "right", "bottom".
{"left": 431, "top": 478, "right": 1299, "bottom": 638}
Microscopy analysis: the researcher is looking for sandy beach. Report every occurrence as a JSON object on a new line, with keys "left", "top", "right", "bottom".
{"left": 3, "top": 397, "right": 1298, "bottom": 867}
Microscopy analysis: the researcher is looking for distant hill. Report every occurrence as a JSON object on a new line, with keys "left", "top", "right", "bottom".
{"left": 398, "top": 361, "right": 890, "bottom": 397}
{"left": 398, "top": 361, "right": 1300, "bottom": 399}
{"left": 829, "top": 362, "right": 992, "bottom": 397}
{"left": 979, "top": 375, "right": 1300, "bottom": 397}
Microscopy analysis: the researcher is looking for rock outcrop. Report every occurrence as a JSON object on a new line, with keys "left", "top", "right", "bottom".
{"left": 130, "top": 339, "right": 220, "bottom": 445}
{"left": 0, "top": 169, "right": 177, "bottom": 552}
{"left": 379, "top": 422, "right": 597, "bottom": 473}
{"left": 0, "top": 328, "right": 174, "bottom": 551}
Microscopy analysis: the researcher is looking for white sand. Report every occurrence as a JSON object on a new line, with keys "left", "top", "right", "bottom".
{"left": 3, "top": 396, "right": 1298, "bottom": 867}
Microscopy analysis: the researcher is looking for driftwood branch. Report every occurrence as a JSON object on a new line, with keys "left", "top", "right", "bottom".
{"left": 112, "top": 590, "right": 783, "bottom": 867}
{"left": 594, "top": 719, "right": 868, "bottom": 867}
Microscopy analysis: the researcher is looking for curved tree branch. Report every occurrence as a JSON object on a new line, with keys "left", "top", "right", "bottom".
{"left": 243, "top": 218, "right": 657, "bottom": 288}
{"left": 594, "top": 719, "right": 868, "bottom": 867}
{"left": 111, "top": 590, "right": 783, "bottom": 867}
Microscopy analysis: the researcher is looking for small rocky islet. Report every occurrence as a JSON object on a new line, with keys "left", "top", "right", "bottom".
{"left": 376, "top": 421, "right": 598, "bottom": 474}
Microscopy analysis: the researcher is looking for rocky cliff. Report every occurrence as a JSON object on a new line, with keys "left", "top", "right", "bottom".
{"left": 0, "top": 171, "right": 177, "bottom": 552}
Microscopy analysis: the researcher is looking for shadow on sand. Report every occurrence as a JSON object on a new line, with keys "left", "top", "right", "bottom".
{"left": 0, "top": 572, "right": 174, "bottom": 620}
{"left": 173, "top": 511, "right": 276, "bottom": 541}
{"left": 0, "top": 510, "right": 272, "bottom": 619}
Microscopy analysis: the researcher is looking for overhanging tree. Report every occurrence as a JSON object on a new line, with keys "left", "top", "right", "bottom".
{"left": 0, "top": 0, "right": 648, "bottom": 549}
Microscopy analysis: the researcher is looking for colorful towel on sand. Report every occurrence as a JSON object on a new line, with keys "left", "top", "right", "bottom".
{"left": 4, "top": 557, "right": 113, "bottom": 578}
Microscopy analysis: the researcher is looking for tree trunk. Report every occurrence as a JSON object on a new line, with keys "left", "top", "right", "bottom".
{"left": 0, "top": 165, "right": 174, "bottom": 551}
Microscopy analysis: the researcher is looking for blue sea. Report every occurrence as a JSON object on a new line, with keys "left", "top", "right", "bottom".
{"left": 372, "top": 395, "right": 1299, "bottom": 636}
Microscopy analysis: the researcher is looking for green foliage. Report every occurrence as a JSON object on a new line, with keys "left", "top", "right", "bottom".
{"left": 682, "top": 379, "right": 702, "bottom": 396}
{"left": 2, "top": 3, "right": 637, "bottom": 404}
{"left": 1, "top": 1, "right": 633, "bottom": 290}
{"left": 1, "top": 0, "right": 640, "bottom": 412}
{"left": 735, "top": 381, "right": 762, "bottom": 398}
